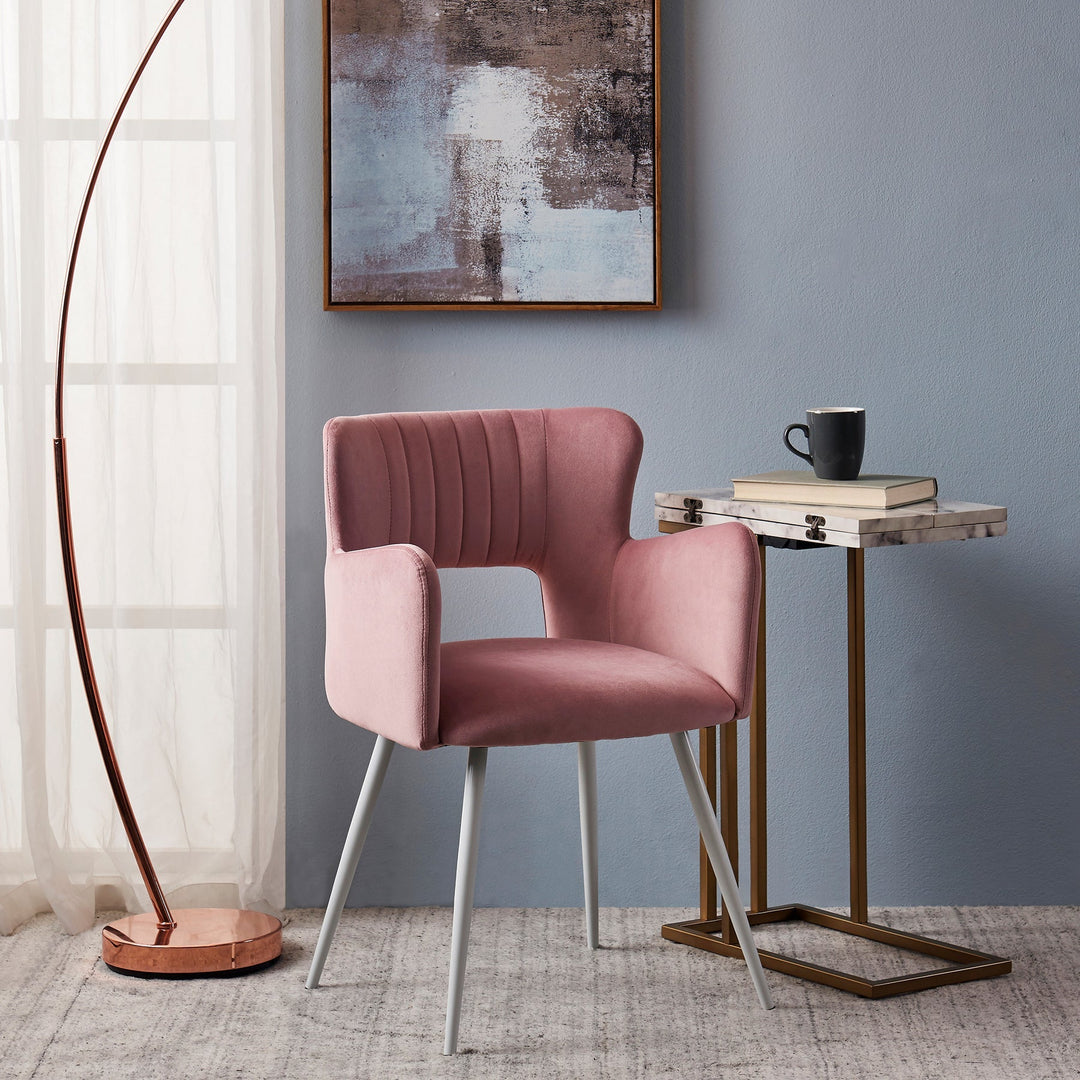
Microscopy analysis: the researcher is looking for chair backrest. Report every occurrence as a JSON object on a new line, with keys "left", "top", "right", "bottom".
{"left": 323, "top": 407, "right": 643, "bottom": 640}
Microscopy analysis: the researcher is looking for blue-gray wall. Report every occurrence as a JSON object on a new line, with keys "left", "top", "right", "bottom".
{"left": 285, "top": 2, "right": 1080, "bottom": 909}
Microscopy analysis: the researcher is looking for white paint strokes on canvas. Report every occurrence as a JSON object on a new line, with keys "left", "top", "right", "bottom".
{"left": 445, "top": 63, "right": 654, "bottom": 303}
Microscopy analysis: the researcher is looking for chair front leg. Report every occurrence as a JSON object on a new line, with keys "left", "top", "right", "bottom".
{"left": 578, "top": 741, "right": 599, "bottom": 949}
{"left": 669, "top": 730, "right": 775, "bottom": 1011}
{"left": 444, "top": 746, "right": 488, "bottom": 1056}
{"left": 307, "top": 734, "right": 396, "bottom": 989}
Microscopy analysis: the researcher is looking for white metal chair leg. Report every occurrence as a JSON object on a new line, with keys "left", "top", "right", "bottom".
{"left": 669, "top": 730, "right": 775, "bottom": 1010}
{"left": 443, "top": 746, "right": 488, "bottom": 1056}
{"left": 577, "top": 741, "right": 599, "bottom": 949}
{"left": 306, "top": 734, "right": 395, "bottom": 990}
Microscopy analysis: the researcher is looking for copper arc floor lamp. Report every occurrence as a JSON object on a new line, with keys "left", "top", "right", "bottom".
{"left": 53, "top": 0, "right": 281, "bottom": 975}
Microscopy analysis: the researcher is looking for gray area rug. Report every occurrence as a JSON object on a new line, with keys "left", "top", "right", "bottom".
{"left": 1, "top": 907, "right": 1077, "bottom": 1079}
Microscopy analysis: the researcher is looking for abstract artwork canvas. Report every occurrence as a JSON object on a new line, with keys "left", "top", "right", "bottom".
{"left": 324, "top": 0, "right": 660, "bottom": 309}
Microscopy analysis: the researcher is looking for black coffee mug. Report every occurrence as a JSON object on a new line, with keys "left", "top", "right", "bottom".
{"left": 783, "top": 407, "right": 865, "bottom": 480}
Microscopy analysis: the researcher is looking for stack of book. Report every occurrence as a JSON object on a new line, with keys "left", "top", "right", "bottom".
{"left": 729, "top": 470, "right": 938, "bottom": 510}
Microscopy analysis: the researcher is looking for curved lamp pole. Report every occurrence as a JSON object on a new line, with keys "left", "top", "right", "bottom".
{"left": 54, "top": 0, "right": 280, "bottom": 975}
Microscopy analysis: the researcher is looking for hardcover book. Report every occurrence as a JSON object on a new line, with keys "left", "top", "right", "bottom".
{"left": 730, "top": 470, "right": 938, "bottom": 509}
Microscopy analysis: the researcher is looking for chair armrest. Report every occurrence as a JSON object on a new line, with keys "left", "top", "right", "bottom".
{"left": 610, "top": 523, "right": 761, "bottom": 719}
{"left": 324, "top": 543, "right": 442, "bottom": 750}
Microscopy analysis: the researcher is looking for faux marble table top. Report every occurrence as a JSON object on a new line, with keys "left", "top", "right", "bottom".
{"left": 655, "top": 488, "right": 1008, "bottom": 549}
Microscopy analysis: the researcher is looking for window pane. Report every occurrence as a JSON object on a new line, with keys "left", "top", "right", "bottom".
{"left": 0, "top": 631, "right": 19, "bottom": 850}
{"left": 0, "top": 140, "right": 18, "bottom": 368}
{"left": 0, "top": 390, "right": 11, "bottom": 607}
{"left": 48, "top": 627, "right": 236, "bottom": 852}
{"left": 44, "top": 139, "right": 238, "bottom": 367}
{"left": 0, "top": 0, "right": 17, "bottom": 118}
{"left": 41, "top": 0, "right": 236, "bottom": 122}
{"left": 46, "top": 384, "right": 238, "bottom": 609}
{"left": 42, "top": 137, "right": 94, "bottom": 364}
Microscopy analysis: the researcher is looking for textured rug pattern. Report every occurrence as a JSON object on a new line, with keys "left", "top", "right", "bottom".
{"left": 1, "top": 907, "right": 1077, "bottom": 1079}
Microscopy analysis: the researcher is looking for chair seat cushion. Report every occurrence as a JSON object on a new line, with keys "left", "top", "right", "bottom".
{"left": 438, "top": 637, "right": 736, "bottom": 747}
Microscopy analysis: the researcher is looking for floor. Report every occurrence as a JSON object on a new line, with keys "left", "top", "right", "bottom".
{"left": 1, "top": 906, "right": 1077, "bottom": 1079}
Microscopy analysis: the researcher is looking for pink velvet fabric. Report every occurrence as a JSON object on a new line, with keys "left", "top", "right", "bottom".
{"left": 323, "top": 543, "right": 440, "bottom": 751}
{"left": 439, "top": 638, "right": 736, "bottom": 747}
{"left": 610, "top": 524, "right": 761, "bottom": 719}
{"left": 322, "top": 408, "right": 760, "bottom": 750}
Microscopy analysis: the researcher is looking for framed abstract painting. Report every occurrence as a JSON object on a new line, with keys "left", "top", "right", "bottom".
{"left": 324, "top": 1, "right": 660, "bottom": 310}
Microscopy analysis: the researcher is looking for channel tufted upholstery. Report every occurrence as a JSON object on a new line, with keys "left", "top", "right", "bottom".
{"left": 322, "top": 407, "right": 761, "bottom": 751}
{"left": 323, "top": 407, "right": 640, "bottom": 633}
{"left": 311, "top": 407, "right": 773, "bottom": 1054}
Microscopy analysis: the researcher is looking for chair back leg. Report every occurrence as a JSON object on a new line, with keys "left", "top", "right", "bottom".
{"left": 306, "top": 734, "right": 395, "bottom": 989}
{"left": 443, "top": 746, "right": 489, "bottom": 1055}
{"left": 577, "top": 741, "right": 600, "bottom": 949}
{"left": 669, "top": 730, "right": 775, "bottom": 1011}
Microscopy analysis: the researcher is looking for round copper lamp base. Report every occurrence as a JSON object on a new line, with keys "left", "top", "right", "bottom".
{"left": 102, "top": 908, "right": 282, "bottom": 977}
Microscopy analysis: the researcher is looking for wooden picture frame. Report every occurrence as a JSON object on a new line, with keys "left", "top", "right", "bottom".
{"left": 324, "top": 1, "right": 661, "bottom": 310}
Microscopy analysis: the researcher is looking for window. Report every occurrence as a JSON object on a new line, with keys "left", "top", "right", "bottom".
{"left": 0, "top": 0, "right": 283, "bottom": 926}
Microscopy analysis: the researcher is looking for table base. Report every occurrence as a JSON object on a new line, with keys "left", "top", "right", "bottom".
{"left": 662, "top": 904, "right": 1011, "bottom": 998}
{"left": 657, "top": 529, "right": 1011, "bottom": 1000}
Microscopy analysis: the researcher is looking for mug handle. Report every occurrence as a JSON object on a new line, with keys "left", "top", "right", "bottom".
{"left": 783, "top": 423, "right": 814, "bottom": 465}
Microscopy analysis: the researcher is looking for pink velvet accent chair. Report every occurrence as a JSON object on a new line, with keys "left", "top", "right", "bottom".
{"left": 306, "top": 407, "right": 774, "bottom": 1053}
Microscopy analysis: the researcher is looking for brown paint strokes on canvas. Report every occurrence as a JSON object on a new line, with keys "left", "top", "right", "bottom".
{"left": 440, "top": 0, "right": 655, "bottom": 212}
{"left": 329, "top": 0, "right": 655, "bottom": 304}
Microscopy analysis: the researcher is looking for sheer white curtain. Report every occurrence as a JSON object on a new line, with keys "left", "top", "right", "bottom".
{"left": 0, "top": 0, "right": 284, "bottom": 934}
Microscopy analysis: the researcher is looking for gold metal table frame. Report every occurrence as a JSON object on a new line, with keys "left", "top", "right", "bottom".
{"left": 659, "top": 528, "right": 1011, "bottom": 997}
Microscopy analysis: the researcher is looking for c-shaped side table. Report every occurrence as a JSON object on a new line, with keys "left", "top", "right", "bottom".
{"left": 654, "top": 489, "right": 1011, "bottom": 997}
